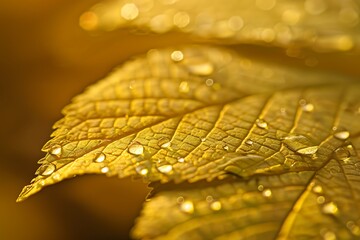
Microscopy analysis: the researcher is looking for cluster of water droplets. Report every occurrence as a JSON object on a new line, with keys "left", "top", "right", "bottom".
{"left": 177, "top": 195, "right": 223, "bottom": 214}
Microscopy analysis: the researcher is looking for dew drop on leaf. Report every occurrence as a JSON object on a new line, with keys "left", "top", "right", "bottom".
{"left": 334, "top": 147, "right": 350, "bottom": 161}
{"left": 180, "top": 200, "right": 194, "bottom": 214}
{"left": 128, "top": 142, "right": 144, "bottom": 155}
{"left": 36, "top": 163, "right": 56, "bottom": 176}
{"left": 257, "top": 184, "right": 264, "bottom": 191}
{"left": 223, "top": 145, "right": 229, "bottom": 151}
{"left": 245, "top": 139, "right": 254, "bottom": 145}
{"left": 317, "top": 196, "right": 326, "bottom": 204}
{"left": 50, "top": 145, "right": 62, "bottom": 157}
{"left": 179, "top": 81, "right": 190, "bottom": 93}
{"left": 94, "top": 152, "right": 106, "bottom": 163}
{"left": 158, "top": 137, "right": 171, "bottom": 148}
{"left": 302, "top": 103, "right": 315, "bottom": 112}
{"left": 256, "top": 119, "right": 268, "bottom": 129}
{"left": 205, "top": 78, "right": 214, "bottom": 86}
{"left": 176, "top": 196, "right": 184, "bottom": 204}
{"left": 262, "top": 188, "right": 272, "bottom": 198}
{"left": 334, "top": 131, "right": 350, "bottom": 140}
{"left": 322, "top": 202, "right": 338, "bottom": 215}
{"left": 297, "top": 146, "right": 319, "bottom": 155}
{"left": 186, "top": 61, "right": 214, "bottom": 76}
{"left": 177, "top": 157, "right": 185, "bottom": 163}
{"left": 157, "top": 164, "right": 173, "bottom": 174}
{"left": 210, "top": 201, "right": 222, "bottom": 211}
{"left": 100, "top": 166, "right": 109, "bottom": 173}
{"left": 136, "top": 165, "right": 149, "bottom": 176}
{"left": 170, "top": 50, "right": 184, "bottom": 62}
{"left": 312, "top": 185, "right": 323, "bottom": 194}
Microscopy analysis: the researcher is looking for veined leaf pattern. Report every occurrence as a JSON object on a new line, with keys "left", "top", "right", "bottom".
{"left": 81, "top": 0, "right": 360, "bottom": 52}
{"left": 17, "top": 45, "right": 360, "bottom": 239}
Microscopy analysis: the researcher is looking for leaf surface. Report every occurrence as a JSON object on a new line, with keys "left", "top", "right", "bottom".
{"left": 17, "top": 45, "right": 360, "bottom": 239}
{"left": 81, "top": 0, "right": 360, "bottom": 52}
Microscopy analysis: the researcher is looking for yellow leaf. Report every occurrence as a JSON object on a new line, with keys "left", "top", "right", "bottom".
{"left": 81, "top": 0, "right": 360, "bottom": 52}
{"left": 17, "top": 45, "right": 360, "bottom": 206}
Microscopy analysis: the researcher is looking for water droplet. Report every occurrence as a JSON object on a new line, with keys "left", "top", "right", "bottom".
{"left": 256, "top": 119, "right": 268, "bottom": 129}
{"left": 257, "top": 184, "right": 264, "bottom": 191}
{"left": 128, "top": 142, "right": 144, "bottom": 155}
{"left": 171, "top": 50, "right": 184, "bottom": 62}
{"left": 36, "top": 163, "right": 56, "bottom": 176}
{"left": 297, "top": 146, "right": 319, "bottom": 155}
{"left": 157, "top": 164, "right": 173, "bottom": 174}
{"left": 223, "top": 145, "right": 229, "bottom": 151}
{"left": 206, "top": 195, "right": 214, "bottom": 202}
{"left": 302, "top": 103, "right": 315, "bottom": 112}
{"left": 334, "top": 131, "right": 350, "bottom": 140}
{"left": 136, "top": 165, "right": 149, "bottom": 176}
{"left": 317, "top": 196, "right": 326, "bottom": 204}
{"left": 205, "top": 78, "right": 214, "bottom": 86}
{"left": 334, "top": 147, "right": 350, "bottom": 161}
{"left": 187, "top": 61, "right": 214, "bottom": 76}
{"left": 121, "top": 3, "right": 139, "bottom": 21}
{"left": 178, "top": 157, "right": 185, "bottom": 163}
{"left": 177, "top": 196, "right": 184, "bottom": 203}
{"left": 158, "top": 137, "right": 171, "bottom": 148}
{"left": 201, "top": 138, "right": 206, "bottom": 142}
{"left": 179, "top": 81, "right": 190, "bottom": 93}
{"left": 312, "top": 185, "right": 323, "bottom": 193}
{"left": 245, "top": 139, "right": 253, "bottom": 145}
{"left": 322, "top": 202, "right": 338, "bottom": 215}
{"left": 262, "top": 189, "right": 272, "bottom": 198}
{"left": 94, "top": 153, "right": 106, "bottom": 163}
{"left": 52, "top": 173, "right": 61, "bottom": 181}
{"left": 101, "top": 166, "right": 109, "bottom": 173}
{"left": 210, "top": 201, "right": 222, "bottom": 211}
{"left": 50, "top": 145, "right": 62, "bottom": 157}
{"left": 180, "top": 200, "right": 194, "bottom": 214}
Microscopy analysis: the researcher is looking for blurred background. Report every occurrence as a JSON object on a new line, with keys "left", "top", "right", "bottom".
{"left": 0, "top": 1, "right": 359, "bottom": 239}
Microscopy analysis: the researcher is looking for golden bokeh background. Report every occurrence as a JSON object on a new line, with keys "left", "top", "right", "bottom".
{"left": 0, "top": 0, "right": 359, "bottom": 239}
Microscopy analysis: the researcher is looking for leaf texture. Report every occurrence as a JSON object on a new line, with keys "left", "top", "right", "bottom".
{"left": 81, "top": 0, "right": 360, "bottom": 52}
{"left": 17, "top": 45, "right": 360, "bottom": 238}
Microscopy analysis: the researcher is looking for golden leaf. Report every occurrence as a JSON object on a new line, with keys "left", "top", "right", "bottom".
{"left": 81, "top": 0, "right": 360, "bottom": 52}
{"left": 17, "top": 44, "right": 360, "bottom": 239}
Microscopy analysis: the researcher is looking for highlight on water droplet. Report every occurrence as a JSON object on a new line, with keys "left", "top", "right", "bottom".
{"left": 121, "top": 3, "right": 139, "bottom": 21}
{"left": 180, "top": 200, "right": 194, "bottom": 214}
{"left": 178, "top": 157, "right": 185, "bottom": 163}
{"left": 334, "top": 131, "right": 350, "bottom": 140}
{"left": 245, "top": 139, "right": 254, "bottom": 145}
{"left": 135, "top": 165, "right": 149, "bottom": 176}
{"left": 186, "top": 61, "right": 214, "bottom": 76}
{"left": 302, "top": 103, "right": 315, "bottom": 112}
{"left": 223, "top": 145, "right": 229, "bottom": 151}
{"left": 297, "top": 146, "right": 319, "bottom": 155}
{"left": 257, "top": 184, "right": 264, "bottom": 191}
{"left": 94, "top": 152, "right": 106, "bottom": 163}
{"left": 128, "top": 142, "right": 144, "bottom": 155}
{"left": 50, "top": 145, "right": 62, "bottom": 157}
{"left": 36, "top": 163, "right": 56, "bottom": 176}
{"left": 179, "top": 81, "right": 190, "bottom": 93}
{"left": 334, "top": 147, "right": 350, "bottom": 161}
{"left": 256, "top": 119, "right": 268, "bottom": 129}
{"left": 210, "top": 201, "right": 222, "bottom": 211}
{"left": 158, "top": 137, "right": 171, "bottom": 148}
{"left": 171, "top": 50, "right": 184, "bottom": 62}
{"left": 157, "top": 164, "right": 173, "bottom": 174}
{"left": 262, "top": 188, "right": 272, "bottom": 198}
{"left": 322, "top": 202, "right": 338, "bottom": 215}
{"left": 101, "top": 166, "right": 109, "bottom": 173}
{"left": 312, "top": 185, "right": 323, "bottom": 194}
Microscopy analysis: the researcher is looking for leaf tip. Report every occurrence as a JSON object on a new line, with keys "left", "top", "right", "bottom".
{"left": 16, "top": 182, "right": 41, "bottom": 203}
